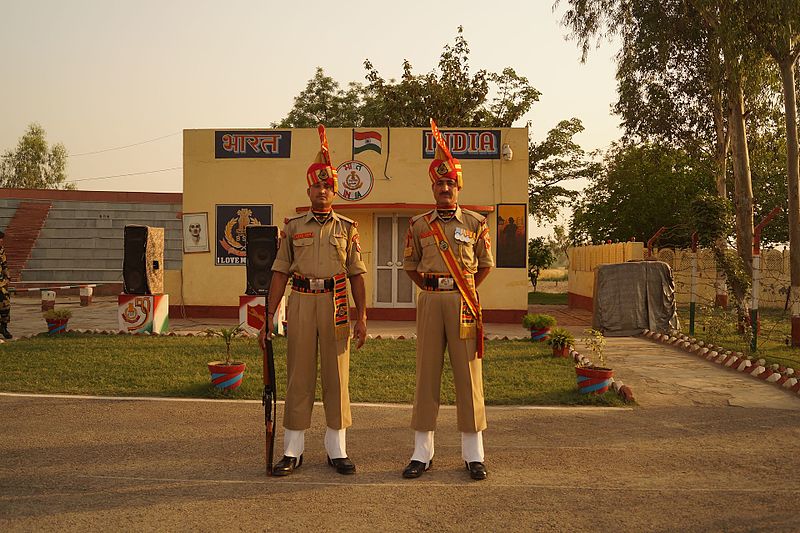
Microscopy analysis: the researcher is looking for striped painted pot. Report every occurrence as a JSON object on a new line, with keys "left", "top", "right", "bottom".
{"left": 529, "top": 327, "right": 551, "bottom": 341}
{"left": 208, "top": 361, "right": 247, "bottom": 390}
{"left": 46, "top": 319, "right": 69, "bottom": 334}
{"left": 575, "top": 365, "right": 614, "bottom": 395}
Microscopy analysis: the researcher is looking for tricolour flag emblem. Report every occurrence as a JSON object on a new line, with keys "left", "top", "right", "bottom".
{"left": 353, "top": 131, "right": 382, "bottom": 155}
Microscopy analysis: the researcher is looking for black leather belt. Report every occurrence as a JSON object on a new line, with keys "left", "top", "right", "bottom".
{"left": 423, "top": 274, "right": 457, "bottom": 291}
{"left": 292, "top": 274, "right": 334, "bottom": 293}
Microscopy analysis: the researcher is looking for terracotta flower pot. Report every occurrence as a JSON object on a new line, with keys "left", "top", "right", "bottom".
{"left": 208, "top": 361, "right": 247, "bottom": 390}
{"left": 530, "top": 327, "right": 550, "bottom": 341}
{"left": 46, "top": 319, "right": 69, "bottom": 334}
{"left": 552, "top": 345, "right": 570, "bottom": 358}
{"left": 575, "top": 365, "right": 614, "bottom": 395}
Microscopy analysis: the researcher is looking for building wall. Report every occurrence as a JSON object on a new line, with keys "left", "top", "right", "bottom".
{"left": 567, "top": 242, "right": 645, "bottom": 310}
{"left": 178, "top": 127, "right": 529, "bottom": 319}
{"left": 566, "top": 243, "right": 792, "bottom": 311}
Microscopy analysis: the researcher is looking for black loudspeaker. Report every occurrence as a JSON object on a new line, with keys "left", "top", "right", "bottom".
{"left": 245, "top": 225, "right": 279, "bottom": 295}
{"left": 123, "top": 225, "right": 164, "bottom": 295}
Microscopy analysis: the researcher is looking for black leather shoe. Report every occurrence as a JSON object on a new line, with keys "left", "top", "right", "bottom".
{"left": 272, "top": 454, "right": 302, "bottom": 476}
{"left": 402, "top": 459, "right": 432, "bottom": 479}
{"left": 0, "top": 325, "right": 11, "bottom": 339}
{"left": 327, "top": 456, "right": 356, "bottom": 475}
{"left": 465, "top": 461, "right": 487, "bottom": 480}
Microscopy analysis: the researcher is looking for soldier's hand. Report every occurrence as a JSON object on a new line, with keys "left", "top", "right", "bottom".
{"left": 259, "top": 324, "right": 272, "bottom": 352}
{"left": 352, "top": 318, "right": 367, "bottom": 350}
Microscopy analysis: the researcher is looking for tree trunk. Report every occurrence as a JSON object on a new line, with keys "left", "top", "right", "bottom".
{"left": 712, "top": 80, "right": 730, "bottom": 308}
{"left": 779, "top": 56, "right": 800, "bottom": 347}
{"left": 727, "top": 69, "right": 754, "bottom": 303}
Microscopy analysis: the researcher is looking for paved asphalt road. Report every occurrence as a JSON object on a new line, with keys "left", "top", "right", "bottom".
{"left": 2, "top": 297, "right": 800, "bottom": 531}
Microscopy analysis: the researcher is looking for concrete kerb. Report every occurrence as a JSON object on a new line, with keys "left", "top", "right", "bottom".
{"left": 641, "top": 329, "right": 800, "bottom": 399}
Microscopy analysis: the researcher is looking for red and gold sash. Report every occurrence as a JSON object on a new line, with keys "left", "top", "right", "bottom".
{"left": 333, "top": 273, "right": 350, "bottom": 341}
{"left": 425, "top": 214, "right": 484, "bottom": 358}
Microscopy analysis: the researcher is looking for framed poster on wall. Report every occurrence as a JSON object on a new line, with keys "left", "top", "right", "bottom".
{"left": 215, "top": 204, "right": 273, "bottom": 266}
{"left": 182, "top": 212, "right": 209, "bottom": 254}
{"left": 496, "top": 203, "right": 527, "bottom": 268}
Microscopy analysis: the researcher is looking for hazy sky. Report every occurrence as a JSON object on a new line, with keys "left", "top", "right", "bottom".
{"left": 2, "top": 0, "right": 621, "bottom": 232}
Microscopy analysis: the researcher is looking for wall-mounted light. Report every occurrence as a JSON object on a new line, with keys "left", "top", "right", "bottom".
{"left": 501, "top": 143, "right": 513, "bottom": 161}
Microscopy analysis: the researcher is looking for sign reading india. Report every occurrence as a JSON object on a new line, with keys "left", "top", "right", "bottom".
{"left": 215, "top": 130, "right": 292, "bottom": 158}
{"left": 422, "top": 130, "right": 501, "bottom": 159}
{"left": 336, "top": 160, "right": 374, "bottom": 201}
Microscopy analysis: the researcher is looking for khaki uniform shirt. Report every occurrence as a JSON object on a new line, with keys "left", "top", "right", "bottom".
{"left": 272, "top": 211, "right": 366, "bottom": 278}
{"left": 404, "top": 206, "right": 494, "bottom": 274}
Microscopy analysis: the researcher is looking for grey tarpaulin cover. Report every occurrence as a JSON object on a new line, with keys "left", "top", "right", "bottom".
{"left": 592, "top": 261, "right": 679, "bottom": 336}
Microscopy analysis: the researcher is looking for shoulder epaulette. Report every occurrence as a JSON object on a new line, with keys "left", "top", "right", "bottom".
{"left": 284, "top": 213, "right": 304, "bottom": 224}
{"left": 335, "top": 213, "right": 356, "bottom": 225}
{"left": 461, "top": 209, "right": 487, "bottom": 224}
{"left": 411, "top": 210, "right": 435, "bottom": 224}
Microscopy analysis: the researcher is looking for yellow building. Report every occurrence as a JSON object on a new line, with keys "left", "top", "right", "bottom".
{"left": 171, "top": 126, "right": 529, "bottom": 322}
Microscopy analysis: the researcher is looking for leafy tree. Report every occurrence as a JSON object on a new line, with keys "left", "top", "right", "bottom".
{"left": 529, "top": 118, "right": 601, "bottom": 224}
{"left": 1, "top": 123, "right": 73, "bottom": 190}
{"left": 527, "top": 236, "right": 555, "bottom": 291}
{"left": 545, "top": 225, "right": 572, "bottom": 268}
{"left": 278, "top": 27, "right": 541, "bottom": 129}
{"left": 278, "top": 27, "right": 577, "bottom": 222}
{"left": 570, "top": 143, "right": 715, "bottom": 246}
{"left": 739, "top": 0, "right": 800, "bottom": 344}
{"left": 274, "top": 68, "right": 364, "bottom": 128}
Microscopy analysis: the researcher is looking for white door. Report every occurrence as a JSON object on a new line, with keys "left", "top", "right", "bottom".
{"left": 374, "top": 214, "right": 415, "bottom": 308}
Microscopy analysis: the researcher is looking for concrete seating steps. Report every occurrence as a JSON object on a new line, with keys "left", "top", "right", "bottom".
{"left": 46, "top": 209, "right": 181, "bottom": 221}
{"left": 42, "top": 217, "right": 182, "bottom": 229}
{"left": 19, "top": 199, "right": 183, "bottom": 284}
{"left": 21, "top": 268, "right": 125, "bottom": 282}
{"left": 33, "top": 236, "right": 182, "bottom": 249}
{"left": 38, "top": 227, "right": 183, "bottom": 240}
{"left": 29, "top": 247, "right": 182, "bottom": 261}
{"left": 49, "top": 200, "right": 180, "bottom": 212}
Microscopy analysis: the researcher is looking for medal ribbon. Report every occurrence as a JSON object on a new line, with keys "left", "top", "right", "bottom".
{"left": 425, "top": 214, "right": 484, "bottom": 358}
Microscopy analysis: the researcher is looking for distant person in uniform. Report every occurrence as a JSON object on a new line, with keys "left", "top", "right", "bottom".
{"left": 259, "top": 125, "right": 367, "bottom": 476}
{"left": 0, "top": 230, "right": 11, "bottom": 339}
{"left": 401, "top": 119, "right": 494, "bottom": 481}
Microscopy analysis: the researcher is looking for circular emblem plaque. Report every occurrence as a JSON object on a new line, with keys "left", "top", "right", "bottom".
{"left": 336, "top": 160, "right": 374, "bottom": 201}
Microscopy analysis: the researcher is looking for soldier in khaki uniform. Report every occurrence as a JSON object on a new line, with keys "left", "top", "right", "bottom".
{"left": 402, "top": 119, "right": 494, "bottom": 481}
{"left": 0, "top": 230, "right": 11, "bottom": 339}
{"left": 259, "top": 125, "right": 367, "bottom": 476}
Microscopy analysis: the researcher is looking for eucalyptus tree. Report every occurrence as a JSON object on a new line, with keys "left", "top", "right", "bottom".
{"left": 1, "top": 123, "right": 73, "bottom": 190}
{"left": 739, "top": 0, "right": 800, "bottom": 345}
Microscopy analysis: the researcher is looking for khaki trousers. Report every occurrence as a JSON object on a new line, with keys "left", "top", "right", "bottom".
{"left": 283, "top": 290, "right": 351, "bottom": 431}
{"left": 411, "top": 290, "right": 486, "bottom": 433}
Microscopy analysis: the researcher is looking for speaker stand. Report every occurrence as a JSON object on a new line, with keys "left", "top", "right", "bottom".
{"left": 118, "top": 294, "right": 169, "bottom": 334}
{"left": 239, "top": 295, "right": 285, "bottom": 336}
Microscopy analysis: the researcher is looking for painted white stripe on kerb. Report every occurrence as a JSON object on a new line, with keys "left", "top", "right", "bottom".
{"left": 0, "top": 392, "right": 630, "bottom": 411}
{"left": 78, "top": 474, "right": 800, "bottom": 493}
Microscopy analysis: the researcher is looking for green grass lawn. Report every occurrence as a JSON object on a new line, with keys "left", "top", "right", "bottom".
{"left": 528, "top": 292, "right": 568, "bottom": 305}
{"left": 0, "top": 334, "right": 625, "bottom": 406}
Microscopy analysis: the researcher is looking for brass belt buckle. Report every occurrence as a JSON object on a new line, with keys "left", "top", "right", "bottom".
{"left": 309, "top": 278, "right": 325, "bottom": 291}
{"left": 438, "top": 277, "right": 454, "bottom": 290}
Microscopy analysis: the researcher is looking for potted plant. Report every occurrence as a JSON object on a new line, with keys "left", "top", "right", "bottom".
{"left": 522, "top": 313, "right": 557, "bottom": 341}
{"left": 547, "top": 327, "right": 574, "bottom": 357}
{"left": 575, "top": 328, "right": 614, "bottom": 394}
{"left": 43, "top": 308, "right": 72, "bottom": 334}
{"left": 205, "top": 324, "right": 246, "bottom": 390}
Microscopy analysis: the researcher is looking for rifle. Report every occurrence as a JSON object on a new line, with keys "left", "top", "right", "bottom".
{"left": 250, "top": 224, "right": 279, "bottom": 477}
{"left": 262, "top": 308, "right": 277, "bottom": 475}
